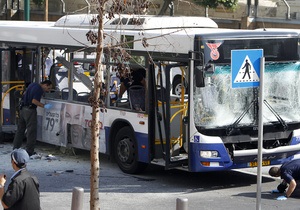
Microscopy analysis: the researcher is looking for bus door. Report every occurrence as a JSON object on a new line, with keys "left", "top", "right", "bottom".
{"left": 152, "top": 63, "right": 188, "bottom": 170}
{"left": 0, "top": 48, "right": 30, "bottom": 137}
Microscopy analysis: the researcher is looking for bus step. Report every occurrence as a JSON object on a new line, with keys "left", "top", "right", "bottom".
{"left": 170, "top": 153, "right": 188, "bottom": 162}
{"left": 0, "top": 125, "right": 17, "bottom": 133}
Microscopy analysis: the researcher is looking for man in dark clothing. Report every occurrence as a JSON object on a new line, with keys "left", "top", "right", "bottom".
{"left": 13, "top": 80, "right": 53, "bottom": 156}
{"left": 118, "top": 68, "right": 146, "bottom": 98}
{"left": 269, "top": 158, "right": 300, "bottom": 200}
{"left": 0, "top": 148, "right": 41, "bottom": 210}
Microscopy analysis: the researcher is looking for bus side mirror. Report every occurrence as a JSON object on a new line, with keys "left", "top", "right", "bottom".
{"left": 195, "top": 64, "right": 214, "bottom": 87}
{"left": 195, "top": 69, "right": 205, "bottom": 87}
{"left": 205, "top": 64, "right": 214, "bottom": 73}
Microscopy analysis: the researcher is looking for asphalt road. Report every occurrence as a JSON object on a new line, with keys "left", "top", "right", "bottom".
{"left": 0, "top": 141, "right": 299, "bottom": 210}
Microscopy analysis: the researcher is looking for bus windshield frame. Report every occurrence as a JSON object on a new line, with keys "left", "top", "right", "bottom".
{"left": 198, "top": 36, "right": 300, "bottom": 65}
{"left": 193, "top": 35, "right": 300, "bottom": 138}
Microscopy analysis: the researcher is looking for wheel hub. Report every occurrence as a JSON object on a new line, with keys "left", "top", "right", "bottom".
{"left": 174, "top": 83, "right": 183, "bottom": 96}
{"left": 117, "top": 138, "right": 134, "bottom": 163}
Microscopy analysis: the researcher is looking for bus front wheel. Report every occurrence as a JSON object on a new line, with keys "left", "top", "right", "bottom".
{"left": 114, "top": 126, "right": 147, "bottom": 174}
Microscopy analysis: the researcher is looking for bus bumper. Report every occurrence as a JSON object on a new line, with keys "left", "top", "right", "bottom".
{"left": 233, "top": 143, "right": 300, "bottom": 165}
{"left": 188, "top": 141, "right": 300, "bottom": 172}
{"left": 189, "top": 142, "right": 233, "bottom": 172}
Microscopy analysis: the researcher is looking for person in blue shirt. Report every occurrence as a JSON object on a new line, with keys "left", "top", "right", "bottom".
{"left": 13, "top": 80, "right": 53, "bottom": 156}
{"left": 269, "top": 158, "right": 300, "bottom": 200}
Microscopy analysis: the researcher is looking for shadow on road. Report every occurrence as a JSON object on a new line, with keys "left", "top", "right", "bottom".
{"left": 234, "top": 189, "right": 300, "bottom": 200}
{"left": 0, "top": 141, "right": 277, "bottom": 195}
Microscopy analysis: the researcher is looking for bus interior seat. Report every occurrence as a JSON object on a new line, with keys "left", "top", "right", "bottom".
{"left": 61, "top": 88, "right": 78, "bottom": 101}
{"left": 115, "top": 98, "right": 130, "bottom": 109}
{"left": 77, "top": 92, "right": 90, "bottom": 102}
{"left": 128, "top": 85, "right": 145, "bottom": 111}
{"left": 45, "top": 89, "right": 61, "bottom": 99}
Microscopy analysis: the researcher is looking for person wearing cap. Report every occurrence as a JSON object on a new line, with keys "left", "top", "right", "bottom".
{"left": 0, "top": 148, "right": 41, "bottom": 210}
{"left": 13, "top": 80, "right": 53, "bottom": 156}
{"left": 269, "top": 158, "right": 300, "bottom": 200}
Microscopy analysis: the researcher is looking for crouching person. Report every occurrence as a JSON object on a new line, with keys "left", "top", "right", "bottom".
{"left": 269, "top": 158, "right": 300, "bottom": 200}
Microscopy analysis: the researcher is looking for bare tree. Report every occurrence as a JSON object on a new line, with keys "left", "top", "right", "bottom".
{"left": 159, "top": 0, "right": 238, "bottom": 16}
{"left": 88, "top": 14, "right": 103, "bottom": 210}
{"left": 86, "top": 0, "right": 149, "bottom": 209}
{"left": 193, "top": 0, "right": 238, "bottom": 9}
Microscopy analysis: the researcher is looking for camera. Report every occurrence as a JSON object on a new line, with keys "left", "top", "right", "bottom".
{"left": 277, "top": 182, "right": 288, "bottom": 193}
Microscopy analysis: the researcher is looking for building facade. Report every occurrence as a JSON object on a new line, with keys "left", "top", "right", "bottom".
{"left": 0, "top": 0, "right": 300, "bottom": 29}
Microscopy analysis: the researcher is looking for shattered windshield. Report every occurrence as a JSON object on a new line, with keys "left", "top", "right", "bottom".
{"left": 194, "top": 62, "right": 300, "bottom": 128}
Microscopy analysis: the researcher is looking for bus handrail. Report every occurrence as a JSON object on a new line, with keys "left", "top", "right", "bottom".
{"left": 170, "top": 107, "right": 187, "bottom": 123}
{"left": 1, "top": 84, "right": 24, "bottom": 125}
{"left": 170, "top": 102, "right": 188, "bottom": 148}
{"left": 1, "top": 81, "right": 25, "bottom": 84}
{"left": 157, "top": 99, "right": 188, "bottom": 148}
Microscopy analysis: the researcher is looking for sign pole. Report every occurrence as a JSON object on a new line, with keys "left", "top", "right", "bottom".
{"left": 256, "top": 57, "right": 265, "bottom": 210}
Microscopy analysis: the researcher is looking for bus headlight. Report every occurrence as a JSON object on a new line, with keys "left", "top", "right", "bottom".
{"left": 200, "top": 151, "right": 218, "bottom": 158}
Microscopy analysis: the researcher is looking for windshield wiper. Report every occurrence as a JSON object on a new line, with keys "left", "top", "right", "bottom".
{"left": 226, "top": 99, "right": 256, "bottom": 136}
{"left": 264, "top": 100, "right": 288, "bottom": 131}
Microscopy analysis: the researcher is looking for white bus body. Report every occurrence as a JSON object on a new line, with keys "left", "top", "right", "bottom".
{"left": 0, "top": 14, "right": 300, "bottom": 174}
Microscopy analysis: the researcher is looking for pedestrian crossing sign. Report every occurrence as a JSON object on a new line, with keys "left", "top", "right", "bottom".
{"left": 231, "top": 49, "right": 263, "bottom": 88}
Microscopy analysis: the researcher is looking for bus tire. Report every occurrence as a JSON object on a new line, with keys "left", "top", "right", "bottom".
{"left": 114, "top": 126, "right": 147, "bottom": 174}
{"left": 172, "top": 77, "right": 186, "bottom": 96}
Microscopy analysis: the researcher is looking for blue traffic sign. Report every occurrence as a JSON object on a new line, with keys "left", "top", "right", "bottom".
{"left": 231, "top": 49, "right": 263, "bottom": 88}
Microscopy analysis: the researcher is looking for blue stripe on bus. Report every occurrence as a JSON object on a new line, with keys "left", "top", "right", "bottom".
{"left": 290, "top": 135, "right": 300, "bottom": 145}
{"left": 189, "top": 142, "right": 232, "bottom": 172}
{"left": 135, "top": 131, "right": 149, "bottom": 163}
{"left": 3, "top": 109, "right": 10, "bottom": 125}
{"left": 189, "top": 136, "right": 300, "bottom": 171}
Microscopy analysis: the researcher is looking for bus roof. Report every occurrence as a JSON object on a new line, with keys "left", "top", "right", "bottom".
{"left": 256, "top": 28, "right": 300, "bottom": 34}
{"left": 0, "top": 14, "right": 220, "bottom": 53}
{"left": 54, "top": 14, "right": 219, "bottom": 30}
{"left": 0, "top": 14, "right": 298, "bottom": 56}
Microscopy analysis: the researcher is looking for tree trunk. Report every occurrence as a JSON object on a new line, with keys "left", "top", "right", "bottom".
{"left": 90, "top": 6, "right": 104, "bottom": 210}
